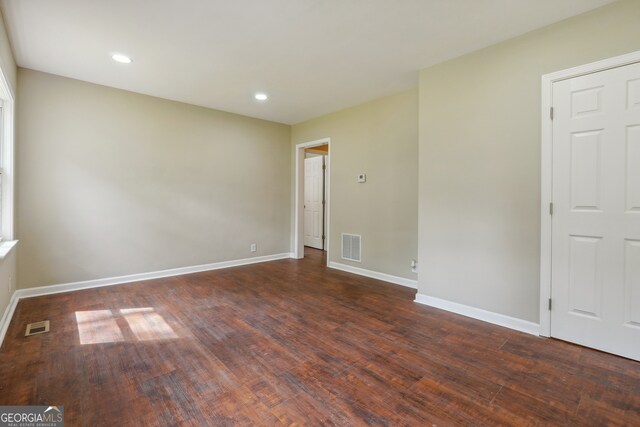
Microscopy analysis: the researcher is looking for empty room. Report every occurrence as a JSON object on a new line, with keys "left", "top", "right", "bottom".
{"left": 0, "top": 0, "right": 638, "bottom": 425}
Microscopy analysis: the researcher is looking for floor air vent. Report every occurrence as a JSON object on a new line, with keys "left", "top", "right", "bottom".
{"left": 342, "top": 233, "right": 361, "bottom": 262}
{"left": 25, "top": 320, "right": 50, "bottom": 337}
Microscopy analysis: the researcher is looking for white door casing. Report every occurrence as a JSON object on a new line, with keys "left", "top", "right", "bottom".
{"left": 294, "top": 138, "right": 330, "bottom": 261}
{"left": 303, "top": 155, "right": 324, "bottom": 249}
{"left": 548, "top": 60, "right": 640, "bottom": 361}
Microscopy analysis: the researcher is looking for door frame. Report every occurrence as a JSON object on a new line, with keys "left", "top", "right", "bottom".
{"left": 539, "top": 50, "right": 640, "bottom": 337}
{"left": 294, "top": 137, "right": 331, "bottom": 263}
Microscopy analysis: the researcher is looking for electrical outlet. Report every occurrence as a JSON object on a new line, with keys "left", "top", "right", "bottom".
{"left": 250, "top": 243, "right": 257, "bottom": 253}
{"left": 410, "top": 259, "right": 417, "bottom": 273}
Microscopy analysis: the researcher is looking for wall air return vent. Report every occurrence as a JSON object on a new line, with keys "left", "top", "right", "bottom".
{"left": 341, "top": 233, "right": 361, "bottom": 263}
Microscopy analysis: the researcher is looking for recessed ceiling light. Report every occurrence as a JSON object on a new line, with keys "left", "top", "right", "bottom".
{"left": 255, "top": 93, "right": 268, "bottom": 101}
{"left": 112, "top": 53, "right": 132, "bottom": 64}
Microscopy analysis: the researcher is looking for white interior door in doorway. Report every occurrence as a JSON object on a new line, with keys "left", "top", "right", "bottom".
{"left": 550, "top": 60, "right": 640, "bottom": 361}
{"left": 304, "top": 155, "right": 325, "bottom": 250}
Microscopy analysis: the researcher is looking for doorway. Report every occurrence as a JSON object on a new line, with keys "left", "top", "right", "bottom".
{"left": 303, "top": 146, "right": 327, "bottom": 250}
{"left": 294, "top": 138, "right": 330, "bottom": 263}
{"left": 541, "top": 51, "right": 640, "bottom": 361}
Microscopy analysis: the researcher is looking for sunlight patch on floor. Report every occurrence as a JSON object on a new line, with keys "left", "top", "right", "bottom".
{"left": 75, "top": 308, "right": 177, "bottom": 344}
{"left": 75, "top": 310, "right": 124, "bottom": 345}
{"left": 120, "top": 308, "right": 178, "bottom": 341}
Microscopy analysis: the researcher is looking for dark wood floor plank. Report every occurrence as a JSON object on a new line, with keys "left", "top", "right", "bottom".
{"left": 0, "top": 247, "right": 639, "bottom": 426}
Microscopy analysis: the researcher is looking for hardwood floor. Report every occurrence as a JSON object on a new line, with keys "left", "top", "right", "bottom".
{"left": 0, "top": 248, "right": 639, "bottom": 426}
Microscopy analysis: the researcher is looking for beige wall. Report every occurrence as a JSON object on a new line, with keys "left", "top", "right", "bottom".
{"left": 292, "top": 89, "right": 418, "bottom": 280}
{"left": 0, "top": 249, "right": 16, "bottom": 320}
{"left": 17, "top": 69, "right": 291, "bottom": 289}
{"left": 418, "top": 0, "right": 640, "bottom": 322}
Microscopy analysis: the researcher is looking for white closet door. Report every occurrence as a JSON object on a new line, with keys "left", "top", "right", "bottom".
{"left": 551, "top": 61, "right": 640, "bottom": 361}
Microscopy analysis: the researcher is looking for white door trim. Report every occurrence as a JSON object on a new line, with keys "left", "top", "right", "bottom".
{"left": 294, "top": 138, "right": 330, "bottom": 263}
{"left": 540, "top": 50, "right": 640, "bottom": 337}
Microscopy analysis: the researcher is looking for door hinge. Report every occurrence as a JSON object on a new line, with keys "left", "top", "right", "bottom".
{"left": 550, "top": 107, "right": 554, "bottom": 120}
{"left": 548, "top": 298, "right": 552, "bottom": 311}
{"left": 549, "top": 202, "right": 554, "bottom": 216}
{"left": 322, "top": 164, "right": 326, "bottom": 170}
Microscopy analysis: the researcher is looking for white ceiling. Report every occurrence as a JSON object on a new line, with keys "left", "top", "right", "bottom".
{"left": 1, "top": 0, "right": 615, "bottom": 124}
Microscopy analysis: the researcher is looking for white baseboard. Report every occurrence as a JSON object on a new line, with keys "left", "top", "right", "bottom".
{"left": 0, "top": 292, "right": 19, "bottom": 348}
{"left": 0, "top": 252, "right": 291, "bottom": 348}
{"left": 328, "top": 261, "right": 417, "bottom": 289}
{"left": 414, "top": 293, "right": 540, "bottom": 336}
{"left": 15, "top": 253, "right": 292, "bottom": 299}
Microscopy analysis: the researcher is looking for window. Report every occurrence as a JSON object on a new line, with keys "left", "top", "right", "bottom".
{"left": 0, "top": 70, "right": 14, "bottom": 243}
{"left": 0, "top": 102, "right": 4, "bottom": 239}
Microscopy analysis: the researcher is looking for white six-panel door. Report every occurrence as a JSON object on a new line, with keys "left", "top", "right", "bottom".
{"left": 551, "top": 61, "right": 640, "bottom": 361}
{"left": 303, "top": 156, "right": 324, "bottom": 249}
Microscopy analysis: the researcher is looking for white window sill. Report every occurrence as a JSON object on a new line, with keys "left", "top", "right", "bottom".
{"left": 0, "top": 240, "right": 18, "bottom": 260}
